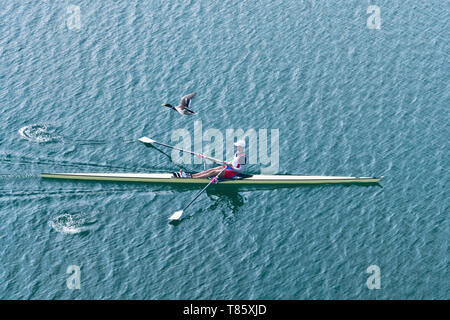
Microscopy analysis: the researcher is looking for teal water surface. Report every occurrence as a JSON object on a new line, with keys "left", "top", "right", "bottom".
{"left": 0, "top": 1, "right": 448, "bottom": 299}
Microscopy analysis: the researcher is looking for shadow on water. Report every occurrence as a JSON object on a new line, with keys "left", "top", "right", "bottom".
{"left": 168, "top": 186, "right": 247, "bottom": 226}
{"left": 206, "top": 187, "right": 245, "bottom": 213}
{"left": 39, "top": 178, "right": 382, "bottom": 226}
{"left": 167, "top": 182, "right": 384, "bottom": 226}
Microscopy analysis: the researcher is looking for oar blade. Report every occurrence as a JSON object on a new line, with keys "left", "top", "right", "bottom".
{"left": 169, "top": 210, "right": 184, "bottom": 221}
{"left": 138, "top": 136, "right": 155, "bottom": 146}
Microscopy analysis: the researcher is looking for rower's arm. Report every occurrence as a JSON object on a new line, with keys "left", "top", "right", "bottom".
{"left": 229, "top": 155, "right": 247, "bottom": 173}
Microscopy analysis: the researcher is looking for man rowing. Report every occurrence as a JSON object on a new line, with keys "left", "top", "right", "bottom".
{"left": 174, "top": 139, "right": 248, "bottom": 180}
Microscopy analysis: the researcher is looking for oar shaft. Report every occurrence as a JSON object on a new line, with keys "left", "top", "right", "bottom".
{"left": 182, "top": 167, "right": 227, "bottom": 212}
{"left": 141, "top": 137, "right": 225, "bottom": 164}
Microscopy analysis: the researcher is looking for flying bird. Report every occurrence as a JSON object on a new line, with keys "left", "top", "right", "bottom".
{"left": 162, "top": 93, "right": 197, "bottom": 116}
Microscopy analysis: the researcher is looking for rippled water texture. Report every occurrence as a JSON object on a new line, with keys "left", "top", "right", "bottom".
{"left": 0, "top": 1, "right": 448, "bottom": 299}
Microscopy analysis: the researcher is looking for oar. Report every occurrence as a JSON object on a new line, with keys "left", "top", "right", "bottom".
{"left": 169, "top": 167, "right": 227, "bottom": 221}
{"left": 138, "top": 137, "right": 226, "bottom": 165}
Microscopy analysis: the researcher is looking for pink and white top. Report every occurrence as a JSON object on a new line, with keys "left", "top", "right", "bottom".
{"left": 229, "top": 152, "right": 247, "bottom": 173}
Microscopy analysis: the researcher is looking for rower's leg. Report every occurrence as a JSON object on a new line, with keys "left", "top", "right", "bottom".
{"left": 192, "top": 168, "right": 218, "bottom": 178}
{"left": 192, "top": 168, "right": 213, "bottom": 178}
{"left": 192, "top": 166, "right": 226, "bottom": 178}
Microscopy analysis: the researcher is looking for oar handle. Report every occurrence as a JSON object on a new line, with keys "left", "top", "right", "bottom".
{"left": 195, "top": 153, "right": 227, "bottom": 164}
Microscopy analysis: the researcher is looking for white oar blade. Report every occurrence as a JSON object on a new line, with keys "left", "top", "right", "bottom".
{"left": 169, "top": 210, "right": 184, "bottom": 221}
{"left": 138, "top": 137, "right": 155, "bottom": 145}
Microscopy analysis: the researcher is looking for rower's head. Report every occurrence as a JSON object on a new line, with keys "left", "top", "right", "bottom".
{"left": 234, "top": 139, "right": 246, "bottom": 153}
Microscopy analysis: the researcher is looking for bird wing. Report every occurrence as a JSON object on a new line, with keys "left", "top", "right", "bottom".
{"left": 179, "top": 92, "right": 197, "bottom": 108}
{"left": 175, "top": 106, "right": 195, "bottom": 115}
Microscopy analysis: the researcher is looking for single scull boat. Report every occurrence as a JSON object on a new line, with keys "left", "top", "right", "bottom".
{"left": 40, "top": 172, "right": 382, "bottom": 184}
{"left": 41, "top": 137, "right": 383, "bottom": 220}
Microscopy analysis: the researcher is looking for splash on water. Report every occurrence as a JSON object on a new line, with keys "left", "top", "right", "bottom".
{"left": 19, "top": 124, "right": 60, "bottom": 143}
{"left": 49, "top": 213, "right": 91, "bottom": 235}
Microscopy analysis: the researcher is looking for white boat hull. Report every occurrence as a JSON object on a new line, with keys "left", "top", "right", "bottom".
{"left": 41, "top": 173, "right": 382, "bottom": 184}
